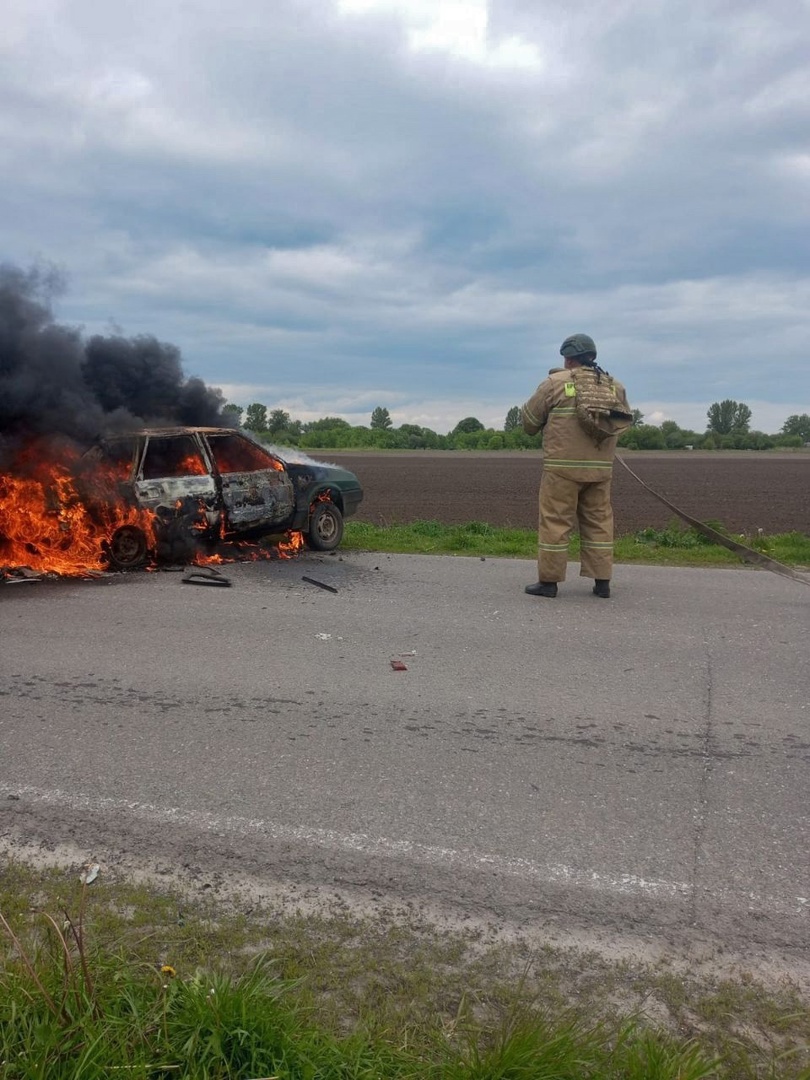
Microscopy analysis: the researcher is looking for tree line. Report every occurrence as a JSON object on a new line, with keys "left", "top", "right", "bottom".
{"left": 222, "top": 401, "right": 810, "bottom": 452}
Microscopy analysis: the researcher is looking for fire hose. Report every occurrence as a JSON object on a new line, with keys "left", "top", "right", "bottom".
{"left": 615, "top": 455, "right": 810, "bottom": 588}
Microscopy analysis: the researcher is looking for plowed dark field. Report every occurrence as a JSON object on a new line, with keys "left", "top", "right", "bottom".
{"left": 327, "top": 451, "right": 810, "bottom": 536}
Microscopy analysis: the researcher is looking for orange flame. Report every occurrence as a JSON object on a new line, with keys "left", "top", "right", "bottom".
{"left": 176, "top": 453, "right": 207, "bottom": 476}
{"left": 193, "top": 550, "right": 228, "bottom": 566}
{"left": 0, "top": 438, "right": 155, "bottom": 577}
{"left": 192, "top": 530, "right": 305, "bottom": 566}
{"left": 277, "top": 530, "right": 305, "bottom": 558}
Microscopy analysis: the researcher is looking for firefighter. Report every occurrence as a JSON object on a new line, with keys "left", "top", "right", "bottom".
{"left": 521, "top": 333, "right": 632, "bottom": 599}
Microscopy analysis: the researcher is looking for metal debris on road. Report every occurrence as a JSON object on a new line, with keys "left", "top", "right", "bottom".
{"left": 302, "top": 575, "right": 338, "bottom": 593}
{"left": 2, "top": 566, "right": 45, "bottom": 583}
{"left": 390, "top": 659, "right": 408, "bottom": 671}
{"left": 181, "top": 566, "right": 232, "bottom": 587}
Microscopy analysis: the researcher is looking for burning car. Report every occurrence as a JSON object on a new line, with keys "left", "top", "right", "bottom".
{"left": 80, "top": 427, "right": 363, "bottom": 569}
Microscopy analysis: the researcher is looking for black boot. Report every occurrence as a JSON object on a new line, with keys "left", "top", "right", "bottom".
{"left": 525, "top": 581, "right": 558, "bottom": 597}
{"left": 592, "top": 579, "right": 611, "bottom": 598}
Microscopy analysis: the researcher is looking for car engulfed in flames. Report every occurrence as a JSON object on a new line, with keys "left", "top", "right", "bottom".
{"left": 0, "top": 436, "right": 158, "bottom": 578}
{"left": 0, "top": 427, "right": 363, "bottom": 576}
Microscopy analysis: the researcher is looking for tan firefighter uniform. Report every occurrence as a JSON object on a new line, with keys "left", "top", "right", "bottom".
{"left": 521, "top": 368, "right": 631, "bottom": 582}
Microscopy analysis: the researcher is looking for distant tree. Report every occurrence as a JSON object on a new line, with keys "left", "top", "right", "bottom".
{"left": 504, "top": 406, "right": 521, "bottom": 432}
{"left": 747, "top": 430, "right": 776, "bottom": 450}
{"left": 244, "top": 402, "right": 268, "bottom": 432}
{"left": 659, "top": 419, "right": 684, "bottom": 448}
{"left": 370, "top": 406, "right": 393, "bottom": 430}
{"left": 706, "top": 400, "right": 752, "bottom": 435}
{"left": 453, "top": 416, "right": 485, "bottom": 435}
{"left": 618, "top": 424, "right": 665, "bottom": 450}
{"left": 781, "top": 413, "right": 810, "bottom": 441}
{"left": 397, "top": 423, "right": 425, "bottom": 448}
{"left": 631, "top": 408, "right": 645, "bottom": 427}
{"left": 267, "top": 408, "right": 291, "bottom": 434}
{"left": 222, "top": 403, "right": 244, "bottom": 426}
{"left": 369, "top": 427, "right": 401, "bottom": 448}
{"left": 420, "top": 427, "right": 442, "bottom": 449}
{"left": 733, "top": 402, "right": 752, "bottom": 432}
{"left": 505, "top": 428, "right": 541, "bottom": 449}
{"left": 304, "top": 416, "right": 351, "bottom": 432}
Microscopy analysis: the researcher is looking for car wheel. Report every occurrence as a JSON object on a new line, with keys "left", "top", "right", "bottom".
{"left": 307, "top": 501, "right": 344, "bottom": 551}
{"left": 106, "top": 524, "right": 149, "bottom": 569}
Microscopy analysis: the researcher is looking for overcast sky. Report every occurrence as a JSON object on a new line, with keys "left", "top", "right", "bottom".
{"left": 3, "top": 0, "right": 809, "bottom": 434}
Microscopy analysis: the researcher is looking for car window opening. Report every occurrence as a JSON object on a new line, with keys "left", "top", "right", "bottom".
{"left": 94, "top": 439, "right": 136, "bottom": 479}
{"left": 142, "top": 436, "right": 207, "bottom": 479}
{"left": 208, "top": 434, "right": 284, "bottom": 474}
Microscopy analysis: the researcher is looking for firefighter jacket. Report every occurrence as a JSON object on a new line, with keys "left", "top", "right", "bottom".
{"left": 521, "top": 368, "right": 631, "bottom": 482}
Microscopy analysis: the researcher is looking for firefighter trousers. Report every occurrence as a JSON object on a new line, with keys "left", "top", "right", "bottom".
{"left": 537, "top": 471, "right": 614, "bottom": 582}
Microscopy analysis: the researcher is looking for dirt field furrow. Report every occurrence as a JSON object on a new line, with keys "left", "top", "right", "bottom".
{"left": 325, "top": 451, "right": 810, "bottom": 536}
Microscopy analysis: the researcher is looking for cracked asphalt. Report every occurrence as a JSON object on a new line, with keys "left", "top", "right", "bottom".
{"left": 1, "top": 552, "right": 808, "bottom": 957}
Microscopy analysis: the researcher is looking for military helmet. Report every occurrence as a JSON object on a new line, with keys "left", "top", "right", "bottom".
{"left": 559, "top": 333, "right": 597, "bottom": 358}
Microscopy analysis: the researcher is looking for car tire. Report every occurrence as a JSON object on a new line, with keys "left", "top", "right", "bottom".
{"left": 307, "top": 501, "right": 344, "bottom": 551}
{"left": 106, "top": 525, "right": 149, "bottom": 569}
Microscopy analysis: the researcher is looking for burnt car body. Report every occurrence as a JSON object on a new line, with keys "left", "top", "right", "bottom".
{"left": 83, "top": 427, "right": 362, "bottom": 567}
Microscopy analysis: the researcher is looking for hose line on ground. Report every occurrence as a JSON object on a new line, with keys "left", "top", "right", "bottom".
{"left": 615, "top": 455, "right": 810, "bottom": 588}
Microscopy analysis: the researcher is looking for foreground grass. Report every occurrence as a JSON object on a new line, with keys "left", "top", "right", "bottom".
{"left": 2, "top": 863, "right": 809, "bottom": 1079}
{"left": 342, "top": 520, "right": 810, "bottom": 569}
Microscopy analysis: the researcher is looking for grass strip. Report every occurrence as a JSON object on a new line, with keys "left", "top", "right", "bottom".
{"left": 342, "top": 520, "right": 810, "bottom": 569}
{"left": 2, "top": 863, "right": 809, "bottom": 1078}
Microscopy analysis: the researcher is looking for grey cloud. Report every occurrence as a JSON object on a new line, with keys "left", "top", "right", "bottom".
{"left": 0, "top": 0, "right": 808, "bottom": 428}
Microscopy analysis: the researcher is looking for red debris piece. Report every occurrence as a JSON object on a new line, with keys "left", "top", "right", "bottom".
{"left": 390, "top": 660, "right": 408, "bottom": 671}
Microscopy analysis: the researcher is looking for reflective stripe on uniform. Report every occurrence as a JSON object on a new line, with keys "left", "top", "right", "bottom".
{"left": 548, "top": 407, "right": 577, "bottom": 415}
{"left": 543, "top": 458, "right": 613, "bottom": 469}
{"left": 522, "top": 404, "right": 541, "bottom": 426}
{"left": 538, "top": 542, "right": 569, "bottom": 551}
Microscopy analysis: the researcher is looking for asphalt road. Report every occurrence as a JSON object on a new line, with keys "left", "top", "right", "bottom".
{"left": 1, "top": 552, "right": 808, "bottom": 958}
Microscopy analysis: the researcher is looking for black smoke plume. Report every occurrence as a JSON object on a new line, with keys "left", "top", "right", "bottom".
{"left": 0, "top": 262, "right": 227, "bottom": 468}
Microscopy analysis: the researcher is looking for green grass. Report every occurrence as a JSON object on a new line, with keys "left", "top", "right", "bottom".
{"left": 342, "top": 520, "right": 810, "bottom": 570}
{"left": 2, "top": 864, "right": 810, "bottom": 1079}
{"left": 344, "top": 519, "right": 537, "bottom": 558}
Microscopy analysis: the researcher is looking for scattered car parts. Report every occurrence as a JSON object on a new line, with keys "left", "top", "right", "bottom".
{"left": 182, "top": 566, "right": 232, "bottom": 587}
{"left": 302, "top": 575, "right": 338, "bottom": 593}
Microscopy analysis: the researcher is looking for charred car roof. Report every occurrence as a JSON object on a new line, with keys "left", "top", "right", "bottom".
{"left": 98, "top": 425, "right": 248, "bottom": 440}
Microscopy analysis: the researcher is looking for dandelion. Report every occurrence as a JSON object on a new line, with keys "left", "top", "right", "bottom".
{"left": 160, "top": 964, "right": 177, "bottom": 978}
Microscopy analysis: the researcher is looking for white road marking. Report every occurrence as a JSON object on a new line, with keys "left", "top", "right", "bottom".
{"left": 2, "top": 781, "right": 690, "bottom": 898}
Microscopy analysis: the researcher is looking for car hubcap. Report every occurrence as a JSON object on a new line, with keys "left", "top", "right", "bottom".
{"left": 318, "top": 512, "right": 337, "bottom": 542}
